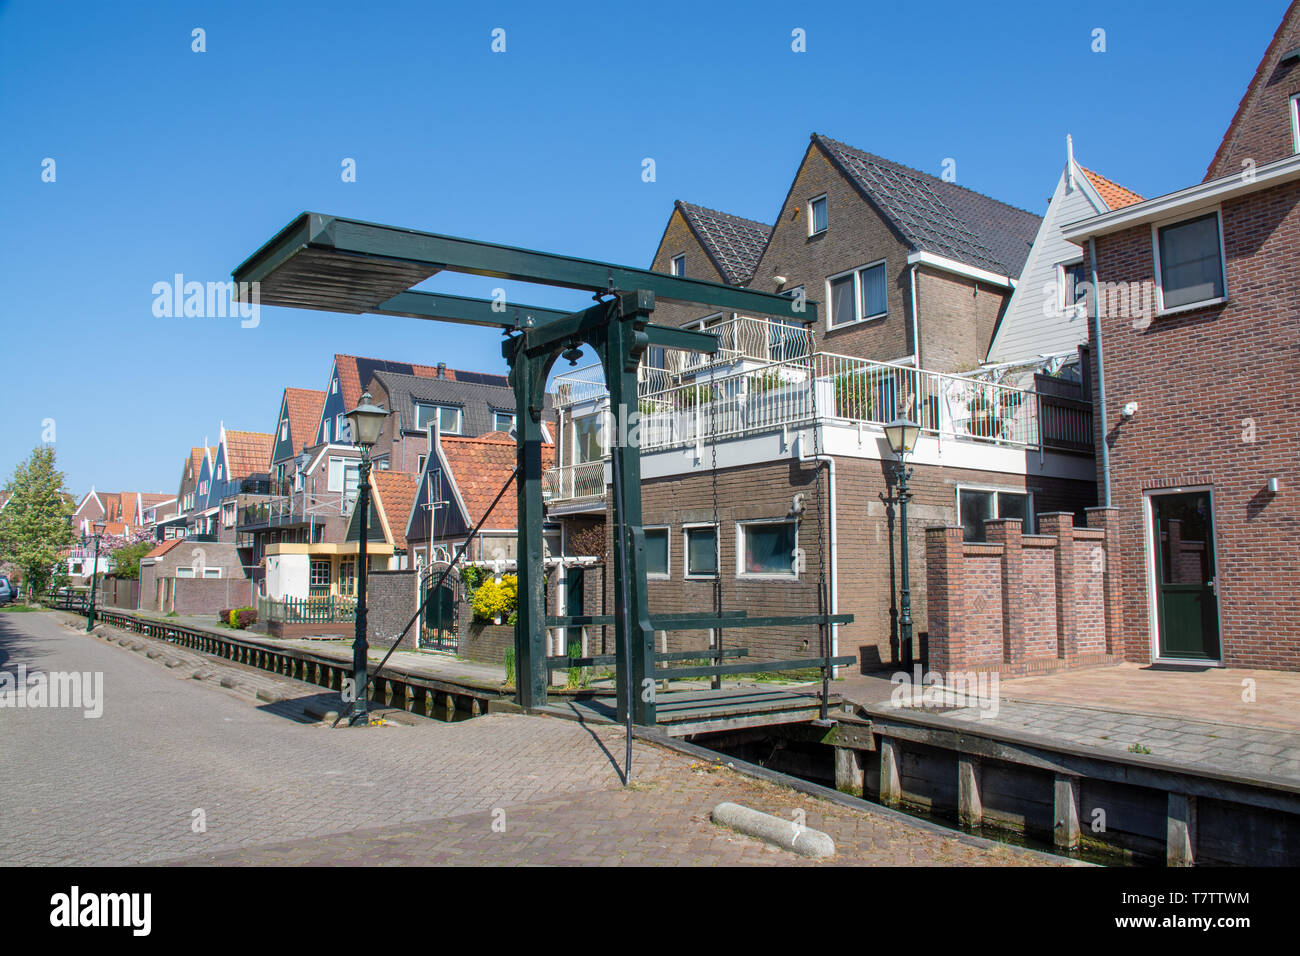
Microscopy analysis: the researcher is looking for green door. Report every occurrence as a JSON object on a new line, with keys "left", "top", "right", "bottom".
{"left": 566, "top": 567, "right": 585, "bottom": 618}
{"left": 1152, "top": 491, "right": 1220, "bottom": 661}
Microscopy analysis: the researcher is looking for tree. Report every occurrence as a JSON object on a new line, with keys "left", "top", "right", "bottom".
{"left": 107, "top": 539, "right": 153, "bottom": 580}
{"left": 0, "top": 447, "right": 74, "bottom": 595}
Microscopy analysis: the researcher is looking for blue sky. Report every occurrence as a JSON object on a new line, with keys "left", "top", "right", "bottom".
{"left": 0, "top": 0, "right": 1287, "bottom": 497}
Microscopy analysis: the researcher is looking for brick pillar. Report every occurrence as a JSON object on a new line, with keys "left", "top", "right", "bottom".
{"left": 1038, "top": 512, "right": 1077, "bottom": 661}
{"left": 1085, "top": 507, "right": 1123, "bottom": 655}
{"left": 925, "top": 527, "right": 965, "bottom": 673}
{"left": 985, "top": 518, "right": 1023, "bottom": 668}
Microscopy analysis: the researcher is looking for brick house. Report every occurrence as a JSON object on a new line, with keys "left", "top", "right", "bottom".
{"left": 1061, "top": 2, "right": 1300, "bottom": 670}
{"left": 546, "top": 132, "right": 1098, "bottom": 670}
{"left": 139, "top": 536, "right": 252, "bottom": 615}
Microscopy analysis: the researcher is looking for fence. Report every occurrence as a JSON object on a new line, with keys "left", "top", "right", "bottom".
{"left": 259, "top": 594, "right": 357, "bottom": 624}
{"left": 543, "top": 460, "right": 606, "bottom": 503}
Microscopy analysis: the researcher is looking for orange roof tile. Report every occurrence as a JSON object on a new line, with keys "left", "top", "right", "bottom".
{"left": 371, "top": 471, "right": 418, "bottom": 550}
{"left": 335, "top": 354, "right": 452, "bottom": 413}
{"left": 1079, "top": 166, "right": 1143, "bottom": 211}
{"left": 223, "top": 431, "right": 275, "bottom": 478}
{"left": 440, "top": 431, "right": 554, "bottom": 531}
{"left": 284, "top": 387, "right": 326, "bottom": 454}
{"left": 145, "top": 538, "right": 186, "bottom": 559}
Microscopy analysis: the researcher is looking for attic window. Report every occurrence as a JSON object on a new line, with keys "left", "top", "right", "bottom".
{"left": 280, "top": 421, "right": 288, "bottom": 440}
{"left": 808, "top": 195, "right": 828, "bottom": 236}
{"left": 671, "top": 254, "right": 685, "bottom": 277}
{"left": 1291, "top": 94, "right": 1300, "bottom": 153}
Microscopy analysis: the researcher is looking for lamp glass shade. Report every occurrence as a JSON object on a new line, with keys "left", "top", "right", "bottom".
{"left": 884, "top": 417, "right": 921, "bottom": 456}
{"left": 345, "top": 391, "right": 388, "bottom": 448}
{"left": 93, "top": 520, "right": 107, "bottom": 535}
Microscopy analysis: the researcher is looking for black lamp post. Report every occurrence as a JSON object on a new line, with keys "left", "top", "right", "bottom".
{"left": 345, "top": 390, "right": 388, "bottom": 726}
{"left": 884, "top": 417, "right": 921, "bottom": 668}
{"left": 86, "top": 519, "right": 106, "bottom": 632}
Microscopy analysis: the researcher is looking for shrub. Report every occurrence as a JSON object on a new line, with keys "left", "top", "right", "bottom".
{"left": 220, "top": 606, "right": 257, "bottom": 629}
{"left": 472, "top": 574, "right": 517, "bottom": 623}
{"left": 503, "top": 645, "right": 516, "bottom": 687}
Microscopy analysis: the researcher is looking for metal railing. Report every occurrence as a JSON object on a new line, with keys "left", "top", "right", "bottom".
{"left": 236, "top": 488, "right": 354, "bottom": 530}
{"left": 543, "top": 459, "right": 606, "bottom": 503}
{"left": 259, "top": 594, "right": 357, "bottom": 624}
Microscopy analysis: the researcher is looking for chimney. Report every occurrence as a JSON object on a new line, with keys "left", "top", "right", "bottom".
{"left": 437, "top": 362, "right": 447, "bottom": 380}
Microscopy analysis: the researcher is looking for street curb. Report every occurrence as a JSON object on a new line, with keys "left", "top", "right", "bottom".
{"left": 711, "top": 801, "right": 835, "bottom": 858}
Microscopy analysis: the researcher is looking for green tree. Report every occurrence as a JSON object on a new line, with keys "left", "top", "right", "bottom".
{"left": 0, "top": 447, "right": 74, "bottom": 596}
{"left": 108, "top": 540, "right": 153, "bottom": 580}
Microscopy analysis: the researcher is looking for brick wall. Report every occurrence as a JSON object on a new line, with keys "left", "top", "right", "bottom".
{"left": 916, "top": 266, "right": 1010, "bottom": 372}
{"left": 607, "top": 453, "right": 1096, "bottom": 670}
{"left": 171, "top": 577, "right": 255, "bottom": 616}
{"left": 1087, "top": 176, "right": 1300, "bottom": 669}
{"left": 924, "top": 510, "right": 1121, "bottom": 678}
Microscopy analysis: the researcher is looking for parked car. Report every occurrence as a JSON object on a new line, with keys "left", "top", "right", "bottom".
{"left": 0, "top": 576, "right": 17, "bottom": 604}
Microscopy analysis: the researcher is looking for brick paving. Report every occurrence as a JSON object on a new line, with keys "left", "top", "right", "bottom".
{"left": 1, "top": 610, "right": 1057, "bottom": 867}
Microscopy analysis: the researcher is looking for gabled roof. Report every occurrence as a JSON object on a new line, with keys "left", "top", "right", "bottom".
{"left": 222, "top": 430, "right": 275, "bottom": 478}
{"left": 1205, "top": 1, "right": 1300, "bottom": 180}
{"left": 813, "top": 133, "right": 1041, "bottom": 277}
{"left": 144, "top": 538, "right": 187, "bottom": 559}
{"left": 187, "top": 447, "right": 212, "bottom": 480}
{"left": 1079, "top": 166, "right": 1143, "bottom": 211}
{"left": 333, "top": 354, "right": 510, "bottom": 413}
{"left": 284, "top": 387, "right": 326, "bottom": 454}
{"left": 370, "top": 471, "right": 418, "bottom": 551}
{"left": 675, "top": 201, "right": 772, "bottom": 285}
{"left": 369, "top": 370, "right": 548, "bottom": 436}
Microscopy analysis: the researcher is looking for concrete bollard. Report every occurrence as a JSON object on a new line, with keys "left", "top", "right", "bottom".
{"left": 710, "top": 802, "right": 835, "bottom": 858}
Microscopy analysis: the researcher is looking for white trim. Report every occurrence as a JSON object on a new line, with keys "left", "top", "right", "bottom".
{"left": 906, "top": 250, "right": 1015, "bottom": 289}
{"left": 807, "top": 193, "right": 828, "bottom": 236}
{"left": 825, "top": 259, "right": 888, "bottom": 330}
{"left": 735, "top": 517, "right": 799, "bottom": 580}
{"left": 955, "top": 483, "right": 1035, "bottom": 538}
{"left": 1142, "top": 485, "right": 1224, "bottom": 665}
{"left": 670, "top": 253, "right": 685, "bottom": 277}
{"left": 643, "top": 525, "right": 671, "bottom": 579}
{"left": 1150, "top": 207, "right": 1228, "bottom": 317}
{"left": 1062, "top": 152, "right": 1300, "bottom": 241}
{"left": 1292, "top": 94, "right": 1300, "bottom": 154}
{"left": 682, "top": 522, "right": 719, "bottom": 579}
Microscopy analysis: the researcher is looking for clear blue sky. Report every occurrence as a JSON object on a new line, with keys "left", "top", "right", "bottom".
{"left": 0, "top": 0, "right": 1287, "bottom": 497}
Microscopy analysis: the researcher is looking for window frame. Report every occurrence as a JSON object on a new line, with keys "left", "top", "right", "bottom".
{"left": 1150, "top": 208, "right": 1228, "bottom": 317}
{"left": 682, "top": 522, "right": 720, "bottom": 580}
{"left": 1292, "top": 93, "right": 1300, "bottom": 153}
{"left": 493, "top": 410, "right": 517, "bottom": 432}
{"left": 807, "top": 194, "right": 828, "bottom": 236}
{"left": 1057, "top": 259, "right": 1088, "bottom": 317}
{"left": 736, "top": 518, "right": 799, "bottom": 580}
{"left": 416, "top": 403, "right": 462, "bottom": 436}
{"left": 956, "top": 484, "right": 1035, "bottom": 542}
{"left": 670, "top": 254, "right": 685, "bottom": 277}
{"left": 825, "top": 259, "right": 888, "bottom": 329}
{"left": 642, "top": 525, "right": 670, "bottom": 579}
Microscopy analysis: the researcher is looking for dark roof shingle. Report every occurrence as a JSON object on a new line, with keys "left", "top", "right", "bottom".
{"left": 676, "top": 201, "right": 772, "bottom": 285}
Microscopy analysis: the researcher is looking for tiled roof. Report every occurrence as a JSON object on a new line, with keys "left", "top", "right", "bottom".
{"left": 139, "top": 493, "right": 173, "bottom": 508}
{"left": 334, "top": 354, "right": 510, "bottom": 412}
{"left": 814, "top": 134, "right": 1041, "bottom": 277}
{"left": 676, "top": 201, "right": 772, "bottom": 285}
{"left": 224, "top": 431, "right": 275, "bottom": 478}
{"left": 440, "top": 432, "right": 554, "bottom": 531}
{"left": 284, "top": 387, "right": 326, "bottom": 454}
{"left": 369, "top": 370, "right": 549, "bottom": 437}
{"left": 145, "top": 538, "right": 187, "bottom": 559}
{"left": 371, "top": 471, "right": 418, "bottom": 550}
{"left": 1079, "top": 166, "right": 1143, "bottom": 210}
{"left": 188, "top": 447, "right": 212, "bottom": 480}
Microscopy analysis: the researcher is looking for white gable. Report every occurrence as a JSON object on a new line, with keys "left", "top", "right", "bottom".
{"left": 987, "top": 162, "right": 1107, "bottom": 364}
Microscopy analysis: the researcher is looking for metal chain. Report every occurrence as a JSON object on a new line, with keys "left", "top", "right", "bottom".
{"left": 709, "top": 377, "right": 722, "bottom": 689}
{"left": 807, "top": 349, "right": 830, "bottom": 720}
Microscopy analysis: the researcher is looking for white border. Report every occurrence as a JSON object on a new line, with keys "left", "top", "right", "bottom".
{"left": 735, "top": 517, "right": 799, "bottom": 580}
{"left": 807, "top": 193, "right": 828, "bottom": 237}
{"left": 682, "top": 522, "right": 719, "bottom": 579}
{"left": 825, "top": 259, "right": 887, "bottom": 330}
{"left": 955, "top": 483, "right": 1035, "bottom": 538}
{"left": 1150, "top": 208, "right": 1229, "bottom": 317}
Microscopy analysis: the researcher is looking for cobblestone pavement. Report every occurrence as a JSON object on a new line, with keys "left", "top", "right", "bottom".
{"left": 1, "top": 610, "right": 1058, "bottom": 867}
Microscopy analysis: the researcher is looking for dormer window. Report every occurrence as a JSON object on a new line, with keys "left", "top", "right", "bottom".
{"left": 808, "top": 195, "right": 828, "bottom": 236}
{"left": 670, "top": 254, "right": 685, "bottom": 277}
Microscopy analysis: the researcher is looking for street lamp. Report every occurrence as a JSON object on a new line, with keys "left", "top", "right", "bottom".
{"left": 884, "top": 417, "right": 921, "bottom": 668}
{"left": 344, "top": 390, "right": 388, "bottom": 726}
{"left": 86, "top": 519, "right": 106, "bottom": 632}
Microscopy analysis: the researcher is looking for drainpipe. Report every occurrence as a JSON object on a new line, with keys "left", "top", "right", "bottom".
{"left": 909, "top": 264, "right": 922, "bottom": 368}
{"left": 1087, "top": 238, "right": 1112, "bottom": 506}
{"left": 795, "top": 432, "right": 838, "bottom": 677}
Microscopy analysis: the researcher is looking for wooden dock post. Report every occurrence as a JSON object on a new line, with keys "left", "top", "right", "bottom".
{"left": 880, "top": 737, "right": 901, "bottom": 806}
{"left": 834, "top": 747, "right": 864, "bottom": 796}
{"left": 1167, "top": 793, "right": 1197, "bottom": 867}
{"left": 958, "top": 756, "right": 983, "bottom": 827}
{"left": 1054, "top": 774, "right": 1081, "bottom": 851}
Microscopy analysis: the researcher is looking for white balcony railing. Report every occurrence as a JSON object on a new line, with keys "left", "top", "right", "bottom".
{"left": 544, "top": 459, "right": 606, "bottom": 504}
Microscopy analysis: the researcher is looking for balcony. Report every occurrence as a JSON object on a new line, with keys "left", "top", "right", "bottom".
{"left": 236, "top": 488, "right": 355, "bottom": 533}
{"left": 543, "top": 459, "right": 606, "bottom": 508}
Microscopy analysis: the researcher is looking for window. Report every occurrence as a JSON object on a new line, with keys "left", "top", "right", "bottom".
{"left": 739, "top": 520, "right": 797, "bottom": 577}
{"left": 309, "top": 560, "right": 331, "bottom": 587}
{"left": 1060, "top": 260, "right": 1088, "bottom": 313}
{"left": 1155, "top": 212, "right": 1225, "bottom": 312}
{"left": 327, "top": 456, "right": 360, "bottom": 493}
{"left": 827, "top": 261, "right": 887, "bottom": 328}
{"left": 574, "top": 414, "right": 604, "bottom": 464}
{"left": 335, "top": 413, "right": 348, "bottom": 443}
{"left": 670, "top": 254, "right": 685, "bottom": 276}
{"left": 493, "top": 411, "right": 516, "bottom": 432}
{"left": 175, "top": 566, "right": 195, "bottom": 578}
{"left": 322, "top": 418, "right": 332, "bottom": 443}
{"left": 1292, "top": 93, "right": 1300, "bottom": 152}
{"left": 417, "top": 454, "right": 428, "bottom": 474}
{"left": 958, "top": 487, "right": 1033, "bottom": 542}
{"left": 644, "top": 527, "right": 669, "bottom": 577}
{"left": 808, "top": 195, "right": 828, "bottom": 236}
{"left": 202, "top": 568, "right": 222, "bottom": 579}
{"left": 416, "top": 403, "right": 461, "bottom": 435}
{"left": 684, "top": 525, "right": 718, "bottom": 577}
{"left": 216, "top": 464, "right": 223, "bottom": 480}
{"left": 280, "top": 420, "right": 288, "bottom": 440}
{"left": 339, "top": 558, "right": 355, "bottom": 596}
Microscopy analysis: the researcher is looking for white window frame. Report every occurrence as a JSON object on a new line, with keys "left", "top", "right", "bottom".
{"left": 327, "top": 456, "right": 360, "bottom": 493}
{"left": 670, "top": 254, "right": 685, "bottom": 276}
{"left": 825, "top": 259, "right": 888, "bottom": 329}
{"left": 280, "top": 420, "right": 289, "bottom": 440}
{"left": 682, "top": 522, "right": 719, "bottom": 580}
{"left": 956, "top": 484, "right": 1035, "bottom": 540}
{"left": 1057, "top": 259, "right": 1088, "bottom": 319}
{"left": 1291, "top": 93, "right": 1300, "bottom": 153}
{"left": 643, "top": 525, "right": 671, "bottom": 579}
{"left": 202, "top": 568, "right": 222, "bottom": 579}
{"left": 416, "top": 403, "right": 462, "bottom": 435}
{"left": 175, "top": 566, "right": 195, "bottom": 578}
{"left": 808, "top": 194, "right": 828, "bottom": 236}
{"left": 335, "top": 413, "right": 347, "bottom": 443}
{"left": 1150, "top": 208, "right": 1228, "bottom": 317}
{"left": 736, "top": 518, "right": 799, "bottom": 580}
{"left": 493, "top": 410, "right": 516, "bottom": 432}
{"left": 416, "top": 454, "right": 428, "bottom": 474}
